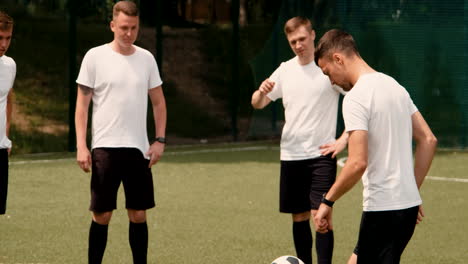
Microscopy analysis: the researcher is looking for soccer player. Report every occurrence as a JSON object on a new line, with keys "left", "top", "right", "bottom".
{"left": 75, "top": 1, "right": 167, "bottom": 263}
{"left": 251, "top": 17, "right": 347, "bottom": 264}
{"left": 313, "top": 29, "right": 437, "bottom": 263}
{"left": 0, "top": 11, "right": 15, "bottom": 216}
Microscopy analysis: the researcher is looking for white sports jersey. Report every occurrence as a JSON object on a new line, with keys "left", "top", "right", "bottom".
{"left": 267, "top": 57, "right": 342, "bottom": 161}
{"left": 0, "top": 55, "right": 16, "bottom": 149}
{"left": 76, "top": 44, "right": 162, "bottom": 157}
{"left": 343, "top": 72, "right": 421, "bottom": 211}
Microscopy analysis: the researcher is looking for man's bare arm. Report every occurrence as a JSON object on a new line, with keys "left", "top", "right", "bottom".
{"left": 251, "top": 79, "right": 274, "bottom": 109}
{"left": 146, "top": 86, "right": 167, "bottom": 168}
{"left": 6, "top": 89, "right": 13, "bottom": 138}
{"left": 75, "top": 84, "right": 93, "bottom": 172}
{"left": 412, "top": 111, "right": 437, "bottom": 188}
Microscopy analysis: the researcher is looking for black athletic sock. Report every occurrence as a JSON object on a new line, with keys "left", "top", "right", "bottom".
{"left": 88, "top": 220, "right": 108, "bottom": 264}
{"left": 293, "top": 220, "right": 313, "bottom": 264}
{"left": 129, "top": 221, "right": 148, "bottom": 264}
{"left": 316, "top": 230, "right": 334, "bottom": 264}
{"left": 0, "top": 149, "right": 8, "bottom": 215}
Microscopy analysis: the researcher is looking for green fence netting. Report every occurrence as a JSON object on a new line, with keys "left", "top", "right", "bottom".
{"left": 249, "top": 0, "right": 468, "bottom": 148}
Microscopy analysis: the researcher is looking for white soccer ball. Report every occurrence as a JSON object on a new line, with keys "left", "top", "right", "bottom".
{"left": 271, "top": 255, "right": 305, "bottom": 264}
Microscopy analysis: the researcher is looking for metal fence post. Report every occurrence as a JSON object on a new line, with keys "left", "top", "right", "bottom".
{"left": 231, "top": 0, "right": 240, "bottom": 141}
{"left": 67, "top": 0, "right": 77, "bottom": 152}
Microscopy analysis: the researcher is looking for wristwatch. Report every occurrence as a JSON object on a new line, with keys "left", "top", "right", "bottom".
{"left": 154, "top": 137, "right": 166, "bottom": 144}
{"left": 321, "top": 193, "right": 334, "bottom": 208}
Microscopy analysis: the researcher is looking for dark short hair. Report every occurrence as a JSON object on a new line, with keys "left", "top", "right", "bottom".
{"left": 113, "top": 0, "right": 139, "bottom": 19}
{"left": 0, "top": 11, "right": 13, "bottom": 31}
{"left": 314, "top": 29, "right": 360, "bottom": 65}
{"left": 284, "top": 16, "right": 312, "bottom": 35}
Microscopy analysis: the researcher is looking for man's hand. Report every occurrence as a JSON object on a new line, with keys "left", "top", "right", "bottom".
{"left": 77, "top": 147, "right": 92, "bottom": 173}
{"left": 251, "top": 79, "right": 274, "bottom": 109}
{"left": 320, "top": 138, "right": 347, "bottom": 158}
{"left": 314, "top": 203, "right": 333, "bottom": 233}
{"left": 7, "top": 147, "right": 11, "bottom": 156}
{"left": 320, "top": 132, "right": 348, "bottom": 158}
{"left": 416, "top": 205, "right": 425, "bottom": 224}
{"left": 258, "top": 79, "right": 275, "bottom": 95}
{"left": 146, "top": 142, "right": 165, "bottom": 168}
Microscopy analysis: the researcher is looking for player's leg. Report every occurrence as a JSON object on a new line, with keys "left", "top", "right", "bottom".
{"left": 347, "top": 253, "right": 357, "bottom": 264}
{"left": 89, "top": 148, "right": 121, "bottom": 264}
{"left": 357, "top": 206, "right": 418, "bottom": 263}
{"left": 0, "top": 149, "right": 8, "bottom": 215}
{"left": 89, "top": 211, "right": 113, "bottom": 264}
{"left": 348, "top": 227, "right": 359, "bottom": 263}
{"left": 391, "top": 206, "right": 419, "bottom": 262}
{"left": 355, "top": 209, "right": 404, "bottom": 264}
{"left": 128, "top": 209, "right": 148, "bottom": 264}
{"left": 280, "top": 160, "right": 314, "bottom": 264}
{"left": 123, "top": 148, "right": 155, "bottom": 264}
{"left": 311, "top": 209, "right": 334, "bottom": 264}
{"left": 292, "top": 211, "right": 313, "bottom": 264}
{"left": 310, "top": 154, "right": 336, "bottom": 264}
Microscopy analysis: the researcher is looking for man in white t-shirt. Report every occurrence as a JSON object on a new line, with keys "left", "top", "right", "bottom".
{"left": 313, "top": 29, "right": 437, "bottom": 263}
{"left": 0, "top": 11, "right": 15, "bottom": 216}
{"left": 251, "top": 17, "right": 347, "bottom": 264}
{"left": 75, "top": 2, "right": 167, "bottom": 263}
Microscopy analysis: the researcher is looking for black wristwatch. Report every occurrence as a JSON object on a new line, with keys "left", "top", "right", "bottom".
{"left": 154, "top": 137, "right": 166, "bottom": 144}
{"left": 321, "top": 193, "right": 334, "bottom": 208}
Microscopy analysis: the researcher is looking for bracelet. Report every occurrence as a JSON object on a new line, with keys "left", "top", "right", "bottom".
{"left": 154, "top": 137, "right": 166, "bottom": 144}
{"left": 321, "top": 193, "right": 334, "bottom": 208}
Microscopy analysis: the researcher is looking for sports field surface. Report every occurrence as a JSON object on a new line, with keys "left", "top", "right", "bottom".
{"left": 1, "top": 142, "right": 467, "bottom": 263}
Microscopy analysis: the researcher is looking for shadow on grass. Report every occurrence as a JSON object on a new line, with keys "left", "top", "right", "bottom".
{"left": 9, "top": 126, "right": 68, "bottom": 154}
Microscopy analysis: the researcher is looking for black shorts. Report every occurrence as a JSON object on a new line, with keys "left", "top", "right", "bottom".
{"left": 353, "top": 206, "right": 419, "bottom": 263}
{"left": 0, "top": 149, "right": 8, "bottom": 215}
{"left": 90, "top": 148, "right": 155, "bottom": 212}
{"left": 279, "top": 154, "right": 336, "bottom": 213}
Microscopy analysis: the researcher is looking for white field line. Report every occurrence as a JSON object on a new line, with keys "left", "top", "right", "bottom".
{"left": 9, "top": 146, "right": 275, "bottom": 166}
{"left": 337, "top": 157, "right": 468, "bottom": 183}
{"left": 425, "top": 176, "right": 468, "bottom": 183}
{"left": 10, "top": 158, "right": 73, "bottom": 165}
{"left": 9, "top": 150, "right": 466, "bottom": 183}
{"left": 164, "top": 146, "right": 273, "bottom": 155}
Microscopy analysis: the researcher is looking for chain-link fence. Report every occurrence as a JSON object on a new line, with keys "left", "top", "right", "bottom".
{"left": 2, "top": 0, "right": 466, "bottom": 154}
{"left": 249, "top": 0, "right": 468, "bottom": 149}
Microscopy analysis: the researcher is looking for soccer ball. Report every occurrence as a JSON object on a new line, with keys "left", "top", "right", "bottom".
{"left": 271, "top": 255, "right": 305, "bottom": 264}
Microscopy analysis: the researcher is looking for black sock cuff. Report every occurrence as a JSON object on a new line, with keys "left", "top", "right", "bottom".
{"left": 293, "top": 219, "right": 311, "bottom": 229}
{"left": 91, "top": 220, "right": 109, "bottom": 230}
{"left": 130, "top": 221, "right": 147, "bottom": 227}
{"left": 129, "top": 221, "right": 148, "bottom": 233}
{"left": 293, "top": 219, "right": 310, "bottom": 225}
{"left": 316, "top": 230, "right": 333, "bottom": 236}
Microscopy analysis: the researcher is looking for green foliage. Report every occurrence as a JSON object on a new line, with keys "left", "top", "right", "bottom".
{"left": 245, "top": 0, "right": 282, "bottom": 24}
{"left": 5, "top": 17, "right": 111, "bottom": 154}
{"left": 198, "top": 23, "right": 274, "bottom": 117}
{"left": 6, "top": 15, "right": 259, "bottom": 153}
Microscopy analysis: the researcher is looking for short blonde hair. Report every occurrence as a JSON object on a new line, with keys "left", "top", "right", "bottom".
{"left": 284, "top": 16, "right": 312, "bottom": 35}
{"left": 0, "top": 11, "right": 13, "bottom": 31}
{"left": 113, "top": 1, "right": 139, "bottom": 19}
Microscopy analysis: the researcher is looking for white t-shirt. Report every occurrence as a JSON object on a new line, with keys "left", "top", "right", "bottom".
{"left": 0, "top": 55, "right": 16, "bottom": 149}
{"left": 76, "top": 44, "right": 162, "bottom": 157}
{"left": 267, "top": 57, "right": 343, "bottom": 161}
{"left": 343, "top": 72, "right": 421, "bottom": 212}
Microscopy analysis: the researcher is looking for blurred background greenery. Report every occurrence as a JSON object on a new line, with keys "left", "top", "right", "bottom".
{"left": 1, "top": 0, "right": 467, "bottom": 154}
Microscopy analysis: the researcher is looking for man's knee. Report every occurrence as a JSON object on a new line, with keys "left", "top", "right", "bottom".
{"left": 93, "top": 211, "right": 113, "bottom": 225}
{"left": 128, "top": 209, "right": 146, "bottom": 223}
{"left": 347, "top": 253, "right": 357, "bottom": 264}
{"left": 292, "top": 211, "right": 311, "bottom": 222}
